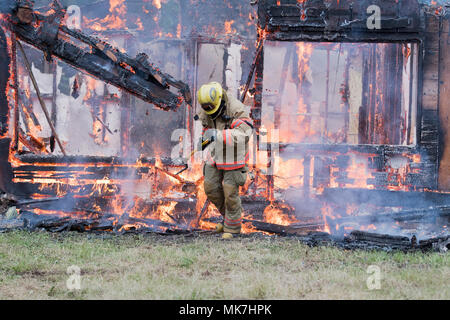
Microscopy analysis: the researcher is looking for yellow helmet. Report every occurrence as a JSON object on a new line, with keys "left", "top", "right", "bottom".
{"left": 197, "top": 82, "right": 223, "bottom": 115}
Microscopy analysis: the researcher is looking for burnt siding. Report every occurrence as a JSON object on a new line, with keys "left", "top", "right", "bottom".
{"left": 0, "top": 27, "right": 13, "bottom": 194}
{"left": 260, "top": 0, "right": 422, "bottom": 42}
{"left": 0, "top": 27, "right": 9, "bottom": 137}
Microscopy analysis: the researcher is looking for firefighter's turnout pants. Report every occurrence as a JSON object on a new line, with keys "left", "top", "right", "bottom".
{"left": 204, "top": 164, "right": 248, "bottom": 233}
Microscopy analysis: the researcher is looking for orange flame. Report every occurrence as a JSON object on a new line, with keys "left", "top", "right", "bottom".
{"left": 263, "top": 203, "right": 298, "bottom": 226}
{"left": 83, "top": 0, "right": 127, "bottom": 31}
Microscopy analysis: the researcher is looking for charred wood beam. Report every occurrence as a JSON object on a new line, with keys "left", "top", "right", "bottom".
{"left": 18, "top": 210, "right": 196, "bottom": 235}
{"left": 11, "top": 36, "right": 19, "bottom": 150}
{"left": 326, "top": 205, "right": 450, "bottom": 233}
{"left": 377, "top": 206, "right": 450, "bottom": 221}
{"left": 243, "top": 218, "right": 326, "bottom": 236}
{"left": 0, "top": 26, "right": 10, "bottom": 138}
{"left": 155, "top": 166, "right": 189, "bottom": 184}
{"left": 13, "top": 154, "right": 181, "bottom": 166}
{"left": 18, "top": 128, "right": 48, "bottom": 154}
{"left": 59, "top": 25, "right": 191, "bottom": 105}
{"left": 14, "top": 195, "right": 197, "bottom": 219}
{"left": 50, "top": 60, "right": 57, "bottom": 152}
{"left": 418, "top": 236, "right": 450, "bottom": 252}
{"left": 339, "top": 18, "right": 412, "bottom": 30}
{"left": 13, "top": 165, "right": 137, "bottom": 177}
{"left": 251, "top": 32, "right": 264, "bottom": 133}
{"left": 243, "top": 218, "right": 290, "bottom": 236}
{"left": 345, "top": 230, "right": 414, "bottom": 248}
{"left": 15, "top": 196, "right": 71, "bottom": 207}
{"left": 144, "top": 197, "right": 196, "bottom": 205}
{"left": 261, "top": 1, "right": 421, "bottom": 39}
{"left": 12, "top": 164, "right": 136, "bottom": 173}
{"left": 14, "top": 154, "right": 129, "bottom": 164}
{"left": 289, "top": 222, "right": 325, "bottom": 233}
{"left": 94, "top": 115, "right": 113, "bottom": 135}
{"left": 124, "top": 216, "right": 185, "bottom": 230}
{"left": 259, "top": 142, "right": 418, "bottom": 155}
{"left": 0, "top": 139, "right": 18, "bottom": 195}
{"left": 18, "top": 89, "right": 40, "bottom": 128}
{"left": 240, "top": 39, "right": 264, "bottom": 103}
{"left": 3, "top": 4, "right": 191, "bottom": 110}
{"left": 138, "top": 156, "right": 187, "bottom": 168}
{"left": 265, "top": 31, "right": 423, "bottom": 43}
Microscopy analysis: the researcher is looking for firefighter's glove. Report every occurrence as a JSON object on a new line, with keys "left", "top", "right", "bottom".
{"left": 201, "top": 129, "right": 217, "bottom": 149}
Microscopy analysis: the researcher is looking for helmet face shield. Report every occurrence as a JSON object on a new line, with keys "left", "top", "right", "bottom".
{"left": 201, "top": 103, "right": 216, "bottom": 112}
{"left": 209, "top": 98, "right": 226, "bottom": 120}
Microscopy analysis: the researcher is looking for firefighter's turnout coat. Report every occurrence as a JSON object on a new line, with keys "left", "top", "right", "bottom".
{"left": 198, "top": 91, "right": 253, "bottom": 233}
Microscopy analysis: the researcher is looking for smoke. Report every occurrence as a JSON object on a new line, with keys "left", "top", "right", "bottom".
{"left": 0, "top": 0, "right": 14, "bottom": 15}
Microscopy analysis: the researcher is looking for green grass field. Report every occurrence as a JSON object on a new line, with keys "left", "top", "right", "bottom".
{"left": 0, "top": 230, "right": 448, "bottom": 299}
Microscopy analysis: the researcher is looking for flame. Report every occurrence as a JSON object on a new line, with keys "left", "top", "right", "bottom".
{"left": 152, "top": 0, "right": 162, "bottom": 9}
{"left": 273, "top": 158, "right": 304, "bottom": 190}
{"left": 90, "top": 176, "right": 119, "bottom": 196}
{"left": 344, "top": 153, "right": 374, "bottom": 189}
{"left": 360, "top": 224, "right": 377, "bottom": 231}
{"left": 224, "top": 20, "right": 235, "bottom": 34}
{"left": 176, "top": 24, "right": 182, "bottom": 38}
{"left": 263, "top": 203, "right": 298, "bottom": 226}
{"left": 321, "top": 205, "right": 333, "bottom": 234}
{"left": 136, "top": 17, "right": 144, "bottom": 31}
{"left": 295, "top": 43, "right": 314, "bottom": 141}
{"left": 241, "top": 219, "right": 258, "bottom": 234}
{"left": 152, "top": 201, "right": 177, "bottom": 222}
{"left": 38, "top": 182, "right": 68, "bottom": 198}
{"left": 83, "top": 0, "right": 127, "bottom": 31}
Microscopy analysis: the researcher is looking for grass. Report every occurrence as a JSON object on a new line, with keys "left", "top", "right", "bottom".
{"left": 0, "top": 230, "right": 448, "bottom": 300}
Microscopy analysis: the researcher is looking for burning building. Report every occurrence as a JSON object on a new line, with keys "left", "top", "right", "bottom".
{"left": 0, "top": 0, "right": 449, "bottom": 250}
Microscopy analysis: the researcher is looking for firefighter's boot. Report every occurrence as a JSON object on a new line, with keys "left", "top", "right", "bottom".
{"left": 215, "top": 223, "right": 224, "bottom": 233}
{"left": 222, "top": 232, "right": 234, "bottom": 239}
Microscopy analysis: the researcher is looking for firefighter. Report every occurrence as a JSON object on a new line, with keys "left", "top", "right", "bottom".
{"left": 197, "top": 82, "right": 253, "bottom": 239}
